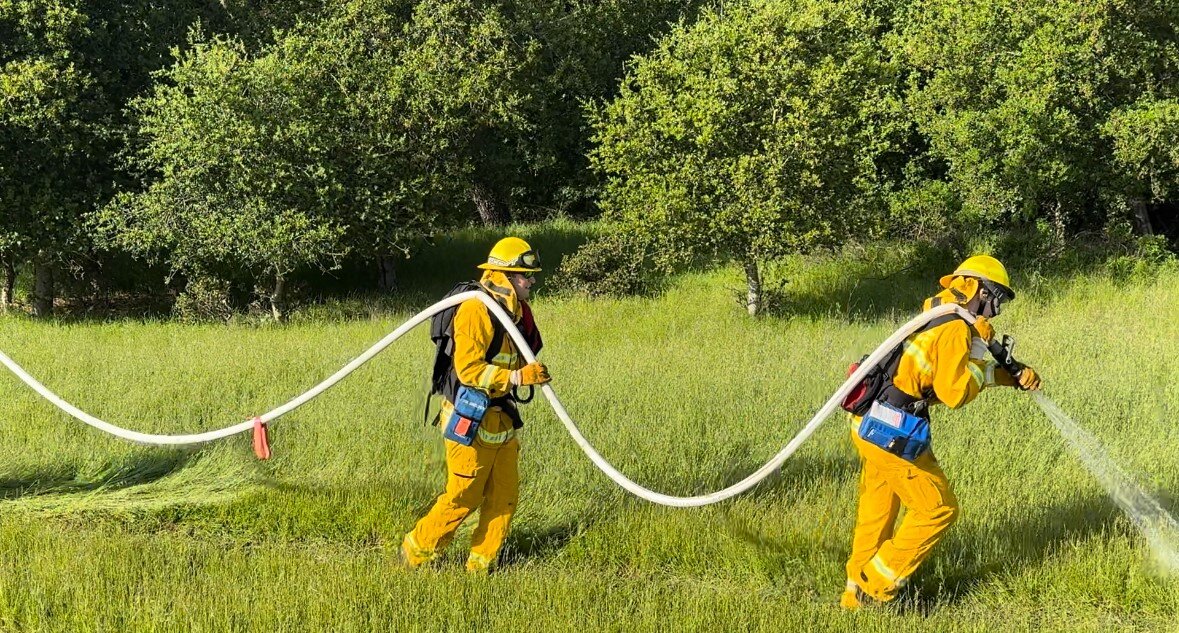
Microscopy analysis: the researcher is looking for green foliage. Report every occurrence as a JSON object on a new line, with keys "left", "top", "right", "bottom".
{"left": 0, "top": 0, "right": 278, "bottom": 309}
{"left": 172, "top": 275, "right": 233, "bottom": 324}
{"left": 494, "top": 0, "right": 711, "bottom": 218}
{"left": 97, "top": 0, "right": 709, "bottom": 314}
{"left": 98, "top": 2, "right": 490, "bottom": 299}
{"left": 9, "top": 0, "right": 1179, "bottom": 315}
{"left": 1105, "top": 99, "right": 1179, "bottom": 202}
{"left": 97, "top": 33, "right": 360, "bottom": 284}
{"left": 893, "top": 0, "right": 1179, "bottom": 232}
{"left": 0, "top": 0, "right": 91, "bottom": 256}
{"left": 548, "top": 229, "right": 652, "bottom": 296}
{"left": 583, "top": 0, "right": 903, "bottom": 297}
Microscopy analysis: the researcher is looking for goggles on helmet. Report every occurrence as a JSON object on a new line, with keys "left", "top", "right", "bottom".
{"left": 492, "top": 249, "right": 539, "bottom": 270}
{"left": 485, "top": 249, "right": 541, "bottom": 270}
{"left": 521, "top": 250, "right": 540, "bottom": 268}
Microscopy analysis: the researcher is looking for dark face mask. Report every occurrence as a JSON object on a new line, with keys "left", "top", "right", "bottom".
{"left": 977, "top": 282, "right": 1007, "bottom": 318}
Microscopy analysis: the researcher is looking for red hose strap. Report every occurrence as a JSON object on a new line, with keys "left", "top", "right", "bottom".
{"left": 252, "top": 417, "right": 271, "bottom": 460}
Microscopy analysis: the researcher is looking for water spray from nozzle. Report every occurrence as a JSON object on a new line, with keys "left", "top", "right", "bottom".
{"left": 1033, "top": 392, "right": 1179, "bottom": 575}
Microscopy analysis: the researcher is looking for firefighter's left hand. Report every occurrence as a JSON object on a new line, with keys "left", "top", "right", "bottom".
{"left": 973, "top": 316, "right": 995, "bottom": 342}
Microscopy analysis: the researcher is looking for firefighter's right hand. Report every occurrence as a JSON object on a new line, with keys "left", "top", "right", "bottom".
{"left": 1016, "top": 366, "right": 1041, "bottom": 391}
{"left": 515, "top": 363, "right": 551, "bottom": 386}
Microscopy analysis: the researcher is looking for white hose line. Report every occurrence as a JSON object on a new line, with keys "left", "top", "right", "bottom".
{"left": 0, "top": 292, "right": 973, "bottom": 506}
{"left": 0, "top": 292, "right": 473, "bottom": 445}
{"left": 490, "top": 299, "right": 972, "bottom": 507}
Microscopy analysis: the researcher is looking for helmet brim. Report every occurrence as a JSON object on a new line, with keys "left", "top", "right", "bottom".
{"left": 939, "top": 273, "right": 1014, "bottom": 300}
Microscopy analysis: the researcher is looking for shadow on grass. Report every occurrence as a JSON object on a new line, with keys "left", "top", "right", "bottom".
{"left": 714, "top": 448, "right": 1129, "bottom": 610}
{"left": 716, "top": 450, "right": 861, "bottom": 569}
{"left": 897, "top": 493, "right": 1120, "bottom": 613}
{"left": 499, "top": 516, "right": 601, "bottom": 567}
{"left": 0, "top": 450, "right": 195, "bottom": 500}
{"left": 757, "top": 227, "right": 1169, "bottom": 322}
{"left": 26, "top": 221, "right": 599, "bottom": 325}
{"left": 761, "top": 259, "right": 952, "bottom": 322}
{"left": 713, "top": 444, "right": 859, "bottom": 501}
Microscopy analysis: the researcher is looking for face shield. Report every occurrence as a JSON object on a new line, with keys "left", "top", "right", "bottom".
{"left": 978, "top": 279, "right": 1010, "bottom": 317}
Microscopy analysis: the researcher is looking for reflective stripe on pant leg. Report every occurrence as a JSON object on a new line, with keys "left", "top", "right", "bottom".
{"left": 477, "top": 427, "right": 514, "bottom": 444}
{"left": 847, "top": 428, "right": 902, "bottom": 581}
{"left": 870, "top": 554, "right": 899, "bottom": 583}
{"left": 468, "top": 438, "right": 520, "bottom": 567}
{"left": 854, "top": 552, "right": 903, "bottom": 602}
{"left": 466, "top": 551, "right": 493, "bottom": 572}
{"left": 475, "top": 408, "right": 517, "bottom": 446}
{"left": 410, "top": 439, "right": 494, "bottom": 553}
{"left": 401, "top": 532, "right": 436, "bottom": 567}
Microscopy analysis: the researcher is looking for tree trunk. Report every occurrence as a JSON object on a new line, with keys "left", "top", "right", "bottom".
{"left": 1048, "top": 201, "right": 1067, "bottom": 244}
{"left": 1, "top": 255, "right": 14, "bottom": 314}
{"left": 377, "top": 256, "right": 397, "bottom": 292}
{"left": 743, "top": 257, "right": 762, "bottom": 317}
{"left": 270, "top": 273, "right": 287, "bottom": 323}
{"left": 470, "top": 181, "right": 511, "bottom": 226}
{"left": 32, "top": 252, "right": 54, "bottom": 318}
{"left": 1129, "top": 196, "right": 1154, "bottom": 236}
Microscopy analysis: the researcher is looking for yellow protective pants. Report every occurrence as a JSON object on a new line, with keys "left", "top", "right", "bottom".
{"left": 846, "top": 426, "right": 959, "bottom": 601}
{"left": 404, "top": 408, "right": 519, "bottom": 572}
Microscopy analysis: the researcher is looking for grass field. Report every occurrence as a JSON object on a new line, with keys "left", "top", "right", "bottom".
{"left": 0, "top": 228, "right": 1176, "bottom": 631}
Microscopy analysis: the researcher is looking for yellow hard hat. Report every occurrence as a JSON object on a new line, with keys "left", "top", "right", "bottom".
{"left": 939, "top": 255, "right": 1014, "bottom": 299}
{"left": 477, "top": 237, "right": 542, "bottom": 273}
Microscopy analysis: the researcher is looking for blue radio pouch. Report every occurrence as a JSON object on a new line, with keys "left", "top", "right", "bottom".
{"left": 858, "top": 401, "right": 931, "bottom": 461}
{"left": 443, "top": 386, "right": 491, "bottom": 446}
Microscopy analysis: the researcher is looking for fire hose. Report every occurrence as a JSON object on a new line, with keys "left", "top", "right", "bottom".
{"left": 0, "top": 293, "right": 988, "bottom": 507}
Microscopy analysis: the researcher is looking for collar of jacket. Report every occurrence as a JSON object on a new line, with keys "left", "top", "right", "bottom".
{"left": 923, "top": 275, "right": 980, "bottom": 311}
{"left": 480, "top": 269, "right": 523, "bottom": 322}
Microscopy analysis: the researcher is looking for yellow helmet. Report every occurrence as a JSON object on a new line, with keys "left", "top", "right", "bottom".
{"left": 939, "top": 255, "right": 1013, "bottom": 299}
{"left": 477, "top": 237, "right": 542, "bottom": 273}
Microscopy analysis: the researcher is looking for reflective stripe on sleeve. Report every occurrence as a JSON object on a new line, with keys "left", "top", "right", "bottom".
{"left": 967, "top": 361, "right": 985, "bottom": 389}
{"left": 970, "top": 336, "right": 988, "bottom": 360}
{"left": 477, "top": 366, "right": 498, "bottom": 389}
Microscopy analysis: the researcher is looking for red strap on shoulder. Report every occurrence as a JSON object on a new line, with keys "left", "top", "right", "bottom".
{"left": 252, "top": 417, "right": 271, "bottom": 460}
{"left": 519, "top": 301, "right": 543, "bottom": 352}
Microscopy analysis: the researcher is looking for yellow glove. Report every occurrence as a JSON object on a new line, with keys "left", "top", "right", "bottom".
{"left": 515, "top": 362, "right": 551, "bottom": 386}
{"left": 972, "top": 316, "right": 995, "bottom": 342}
{"left": 1016, "top": 366, "right": 1041, "bottom": 391}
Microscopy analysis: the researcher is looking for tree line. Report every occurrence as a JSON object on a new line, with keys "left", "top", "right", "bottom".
{"left": 3, "top": 0, "right": 1178, "bottom": 319}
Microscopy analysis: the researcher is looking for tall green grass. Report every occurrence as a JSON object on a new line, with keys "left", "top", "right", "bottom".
{"left": 0, "top": 242, "right": 1175, "bottom": 631}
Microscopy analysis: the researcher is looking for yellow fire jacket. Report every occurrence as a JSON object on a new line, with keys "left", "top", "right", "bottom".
{"left": 451, "top": 269, "right": 526, "bottom": 400}
{"left": 889, "top": 288, "right": 1016, "bottom": 409}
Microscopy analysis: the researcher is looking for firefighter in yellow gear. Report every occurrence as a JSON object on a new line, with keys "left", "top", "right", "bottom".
{"left": 841, "top": 255, "right": 1042, "bottom": 609}
{"left": 401, "top": 237, "right": 551, "bottom": 573}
